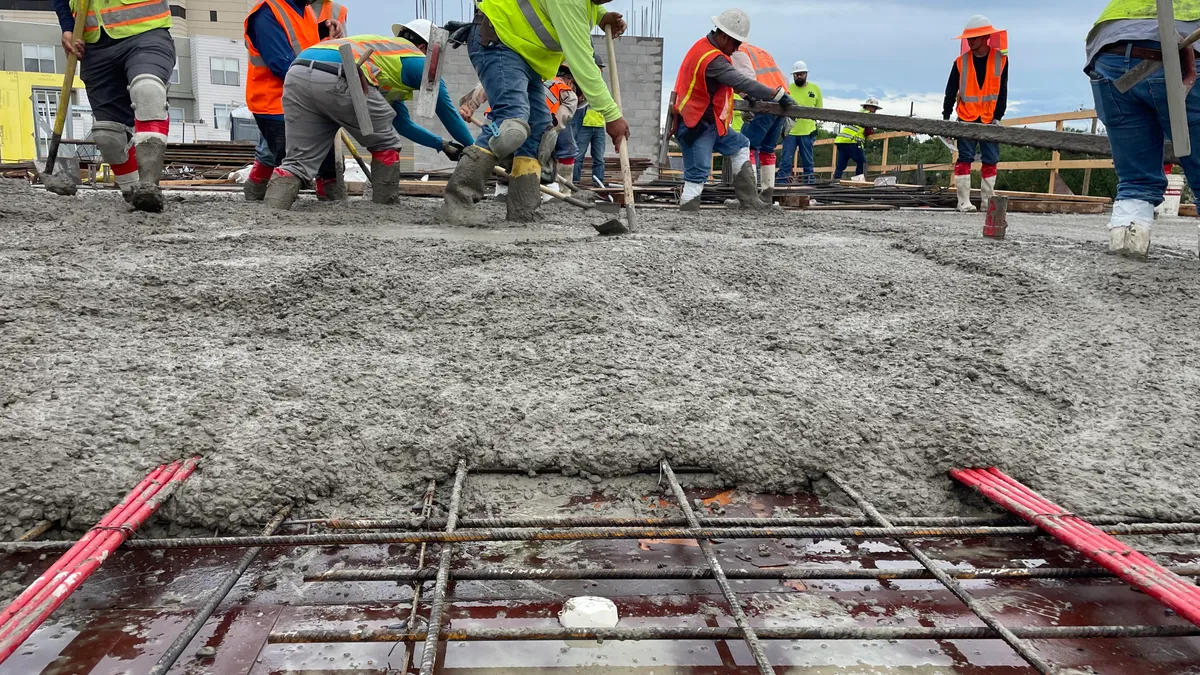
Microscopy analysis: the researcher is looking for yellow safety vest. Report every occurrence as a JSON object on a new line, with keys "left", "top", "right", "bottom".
{"left": 306, "top": 36, "right": 425, "bottom": 102}
{"left": 731, "top": 94, "right": 745, "bottom": 132}
{"left": 583, "top": 108, "right": 605, "bottom": 127}
{"left": 1095, "top": 0, "right": 1200, "bottom": 25}
{"left": 71, "top": 0, "right": 171, "bottom": 43}
{"left": 478, "top": 0, "right": 606, "bottom": 80}
{"left": 834, "top": 108, "right": 872, "bottom": 145}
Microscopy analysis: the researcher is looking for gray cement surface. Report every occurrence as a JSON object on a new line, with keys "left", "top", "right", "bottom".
{"left": 1, "top": 180, "right": 1199, "bottom": 539}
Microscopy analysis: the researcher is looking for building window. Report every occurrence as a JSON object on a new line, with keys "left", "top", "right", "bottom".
{"left": 169, "top": 106, "right": 185, "bottom": 126}
{"left": 210, "top": 57, "right": 239, "bottom": 86}
{"left": 213, "top": 104, "right": 230, "bottom": 130}
{"left": 22, "top": 44, "right": 55, "bottom": 74}
{"left": 170, "top": 61, "right": 180, "bottom": 85}
{"left": 209, "top": 10, "right": 216, "bottom": 21}
{"left": 32, "top": 89, "right": 63, "bottom": 158}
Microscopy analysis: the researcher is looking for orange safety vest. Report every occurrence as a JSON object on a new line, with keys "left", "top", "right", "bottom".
{"left": 244, "top": 0, "right": 320, "bottom": 115}
{"left": 673, "top": 36, "right": 734, "bottom": 136}
{"left": 544, "top": 78, "right": 572, "bottom": 116}
{"left": 955, "top": 48, "right": 1006, "bottom": 124}
{"left": 737, "top": 44, "right": 786, "bottom": 90}
{"left": 316, "top": 0, "right": 347, "bottom": 25}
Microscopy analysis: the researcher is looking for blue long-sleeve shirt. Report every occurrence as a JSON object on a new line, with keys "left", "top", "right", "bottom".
{"left": 245, "top": 0, "right": 311, "bottom": 121}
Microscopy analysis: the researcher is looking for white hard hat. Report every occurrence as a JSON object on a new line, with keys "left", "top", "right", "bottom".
{"left": 393, "top": 18, "right": 434, "bottom": 43}
{"left": 955, "top": 14, "right": 1000, "bottom": 39}
{"left": 863, "top": 97, "right": 882, "bottom": 109}
{"left": 711, "top": 8, "right": 751, "bottom": 43}
{"left": 791, "top": 60, "right": 808, "bottom": 74}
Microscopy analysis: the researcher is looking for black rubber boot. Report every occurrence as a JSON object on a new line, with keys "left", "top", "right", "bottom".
{"left": 264, "top": 173, "right": 301, "bottom": 210}
{"left": 437, "top": 146, "right": 497, "bottom": 224}
{"left": 130, "top": 137, "right": 167, "bottom": 213}
{"left": 318, "top": 179, "right": 347, "bottom": 202}
{"left": 680, "top": 198, "right": 701, "bottom": 213}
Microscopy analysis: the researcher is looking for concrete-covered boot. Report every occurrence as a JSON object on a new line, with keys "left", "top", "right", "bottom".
{"left": 264, "top": 170, "right": 302, "bottom": 210}
{"left": 1127, "top": 223, "right": 1151, "bottom": 259}
{"left": 955, "top": 174, "right": 976, "bottom": 212}
{"left": 1109, "top": 226, "right": 1129, "bottom": 254}
{"left": 759, "top": 162, "right": 777, "bottom": 205}
{"left": 680, "top": 182, "right": 704, "bottom": 213}
{"left": 129, "top": 136, "right": 167, "bottom": 213}
{"left": 438, "top": 145, "right": 497, "bottom": 224}
{"left": 1107, "top": 199, "right": 1154, "bottom": 258}
{"left": 243, "top": 160, "right": 272, "bottom": 202}
{"left": 556, "top": 160, "right": 576, "bottom": 196}
{"left": 731, "top": 163, "right": 768, "bottom": 210}
{"left": 316, "top": 176, "right": 347, "bottom": 202}
{"left": 506, "top": 156, "right": 542, "bottom": 222}
{"left": 980, "top": 175, "right": 997, "bottom": 212}
{"left": 370, "top": 149, "right": 402, "bottom": 204}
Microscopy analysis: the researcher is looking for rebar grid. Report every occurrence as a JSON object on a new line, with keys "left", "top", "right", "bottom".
{"left": 395, "top": 480, "right": 436, "bottom": 675}
{"left": 419, "top": 460, "right": 467, "bottom": 675}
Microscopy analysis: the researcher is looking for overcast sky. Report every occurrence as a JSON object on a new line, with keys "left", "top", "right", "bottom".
{"left": 350, "top": 1, "right": 1100, "bottom": 126}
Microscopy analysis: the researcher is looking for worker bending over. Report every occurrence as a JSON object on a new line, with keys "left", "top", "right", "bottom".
{"left": 671, "top": 9, "right": 796, "bottom": 211}
{"left": 263, "top": 29, "right": 475, "bottom": 210}
{"left": 833, "top": 98, "right": 880, "bottom": 180}
{"left": 1087, "top": 1, "right": 1200, "bottom": 259}
{"left": 244, "top": 0, "right": 342, "bottom": 201}
{"left": 54, "top": 0, "right": 173, "bottom": 212}
{"left": 944, "top": 15, "right": 1008, "bottom": 212}
{"left": 732, "top": 41, "right": 788, "bottom": 202}
{"left": 438, "top": 0, "right": 628, "bottom": 224}
{"left": 779, "top": 61, "right": 822, "bottom": 185}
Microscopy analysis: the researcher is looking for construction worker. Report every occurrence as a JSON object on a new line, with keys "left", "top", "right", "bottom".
{"left": 778, "top": 61, "right": 823, "bottom": 185}
{"left": 263, "top": 29, "right": 476, "bottom": 210}
{"left": 671, "top": 9, "right": 797, "bottom": 212}
{"left": 573, "top": 53, "right": 608, "bottom": 189}
{"left": 944, "top": 15, "right": 1008, "bottom": 212}
{"left": 1087, "top": 1, "right": 1200, "bottom": 259}
{"left": 833, "top": 98, "right": 880, "bottom": 180}
{"left": 243, "top": 0, "right": 343, "bottom": 201}
{"left": 53, "top": 0, "right": 173, "bottom": 212}
{"left": 549, "top": 63, "right": 581, "bottom": 192}
{"left": 437, "top": 0, "right": 628, "bottom": 224}
{"left": 732, "top": 42, "right": 788, "bottom": 202}
{"left": 312, "top": 0, "right": 346, "bottom": 29}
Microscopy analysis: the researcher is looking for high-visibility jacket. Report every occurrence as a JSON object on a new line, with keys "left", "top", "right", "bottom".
{"left": 316, "top": 0, "right": 347, "bottom": 25}
{"left": 736, "top": 44, "right": 786, "bottom": 90}
{"left": 1095, "top": 0, "right": 1200, "bottom": 25}
{"left": 955, "top": 48, "right": 1006, "bottom": 124}
{"left": 479, "top": 0, "right": 605, "bottom": 79}
{"left": 834, "top": 108, "right": 872, "bottom": 145}
{"left": 673, "top": 36, "right": 735, "bottom": 136}
{"left": 245, "top": 0, "right": 320, "bottom": 115}
{"left": 787, "top": 82, "right": 823, "bottom": 136}
{"left": 71, "top": 0, "right": 170, "bottom": 43}
{"left": 306, "top": 36, "right": 425, "bottom": 101}
{"left": 545, "top": 78, "right": 572, "bottom": 115}
{"left": 582, "top": 108, "right": 605, "bottom": 127}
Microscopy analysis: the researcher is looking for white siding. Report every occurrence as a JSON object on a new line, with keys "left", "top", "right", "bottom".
{"left": 188, "top": 34, "right": 248, "bottom": 142}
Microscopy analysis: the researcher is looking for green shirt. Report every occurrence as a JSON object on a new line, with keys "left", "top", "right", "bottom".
{"left": 787, "top": 82, "right": 823, "bottom": 136}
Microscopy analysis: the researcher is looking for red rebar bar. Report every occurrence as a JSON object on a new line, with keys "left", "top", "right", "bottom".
{"left": 0, "top": 457, "right": 200, "bottom": 663}
{"left": 951, "top": 466, "right": 1200, "bottom": 628}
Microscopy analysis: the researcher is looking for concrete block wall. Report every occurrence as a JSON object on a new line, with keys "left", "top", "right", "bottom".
{"left": 410, "top": 35, "right": 664, "bottom": 173}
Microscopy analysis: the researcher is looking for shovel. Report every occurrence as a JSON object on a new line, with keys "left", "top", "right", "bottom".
{"left": 492, "top": 166, "right": 627, "bottom": 235}
{"left": 41, "top": 0, "right": 90, "bottom": 196}
{"left": 339, "top": 130, "right": 371, "bottom": 179}
{"left": 604, "top": 25, "right": 637, "bottom": 232}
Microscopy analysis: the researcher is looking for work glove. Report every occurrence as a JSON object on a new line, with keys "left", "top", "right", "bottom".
{"left": 442, "top": 140, "right": 466, "bottom": 161}
{"left": 778, "top": 94, "right": 799, "bottom": 113}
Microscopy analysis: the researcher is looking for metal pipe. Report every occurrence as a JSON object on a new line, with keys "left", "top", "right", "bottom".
{"left": 661, "top": 460, "right": 773, "bottom": 675}
{"left": 304, "top": 563, "right": 1200, "bottom": 583}
{"left": 420, "top": 460, "right": 467, "bottom": 675}
{"left": 147, "top": 504, "right": 292, "bottom": 675}
{"left": 267, "top": 623, "right": 1200, "bottom": 644}
{"left": 827, "top": 472, "right": 1057, "bottom": 675}
{"left": 8, "top": 522, "right": 1199, "bottom": 554}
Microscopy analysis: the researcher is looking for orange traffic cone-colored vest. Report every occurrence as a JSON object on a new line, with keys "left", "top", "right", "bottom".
{"left": 673, "top": 36, "right": 734, "bottom": 135}
{"left": 317, "top": 0, "right": 347, "bottom": 25}
{"left": 955, "top": 48, "right": 1006, "bottom": 124}
{"left": 737, "top": 44, "right": 786, "bottom": 90}
{"left": 244, "top": 0, "right": 320, "bottom": 115}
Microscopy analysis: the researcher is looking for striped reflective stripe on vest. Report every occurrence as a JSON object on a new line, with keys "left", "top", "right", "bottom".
{"left": 678, "top": 47, "right": 722, "bottom": 111}
{"left": 267, "top": 0, "right": 306, "bottom": 55}
{"left": 97, "top": 0, "right": 169, "bottom": 28}
{"left": 958, "top": 51, "right": 1003, "bottom": 103}
{"left": 519, "top": 0, "right": 561, "bottom": 52}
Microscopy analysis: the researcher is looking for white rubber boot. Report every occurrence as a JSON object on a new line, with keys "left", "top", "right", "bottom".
{"left": 1109, "top": 226, "right": 1129, "bottom": 254}
{"left": 1107, "top": 199, "right": 1155, "bottom": 258}
{"left": 680, "top": 181, "right": 704, "bottom": 212}
{"left": 759, "top": 164, "right": 777, "bottom": 204}
{"left": 980, "top": 175, "right": 997, "bottom": 212}
{"left": 955, "top": 175, "right": 976, "bottom": 212}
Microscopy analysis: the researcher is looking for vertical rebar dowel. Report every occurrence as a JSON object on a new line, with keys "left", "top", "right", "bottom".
{"left": 825, "top": 472, "right": 1057, "bottom": 675}
{"left": 419, "top": 460, "right": 468, "bottom": 675}
{"left": 147, "top": 504, "right": 293, "bottom": 675}
{"left": 660, "top": 460, "right": 774, "bottom": 675}
{"left": 396, "top": 480, "right": 437, "bottom": 674}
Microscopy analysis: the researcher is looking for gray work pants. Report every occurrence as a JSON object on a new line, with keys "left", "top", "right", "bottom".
{"left": 278, "top": 63, "right": 403, "bottom": 182}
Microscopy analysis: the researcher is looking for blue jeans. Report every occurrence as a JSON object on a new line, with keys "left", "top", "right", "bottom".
{"left": 467, "top": 25, "right": 551, "bottom": 159}
{"left": 554, "top": 119, "right": 576, "bottom": 160}
{"left": 956, "top": 134, "right": 1000, "bottom": 166}
{"left": 1090, "top": 42, "right": 1200, "bottom": 205}
{"left": 779, "top": 133, "right": 815, "bottom": 184}
{"left": 740, "top": 112, "right": 784, "bottom": 155}
{"left": 676, "top": 121, "right": 750, "bottom": 183}
{"left": 574, "top": 121, "right": 607, "bottom": 185}
{"left": 833, "top": 142, "right": 866, "bottom": 178}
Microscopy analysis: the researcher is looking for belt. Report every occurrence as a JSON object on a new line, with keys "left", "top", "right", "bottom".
{"left": 1100, "top": 43, "right": 1163, "bottom": 61}
{"left": 292, "top": 59, "right": 343, "bottom": 76}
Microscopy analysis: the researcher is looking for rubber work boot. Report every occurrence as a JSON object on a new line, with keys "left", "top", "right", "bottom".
{"left": 264, "top": 170, "right": 302, "bottom": 210}
{"left": 980, "top": 175, "right": 997, "bottom": 212}
{"left": 955, "top": 174, "right": 976, "bottom": 212}
{"left": 556, "top": 161, "right": 576, "bottom": 196}
{"left": 438, "top": 145, "right": 497, "bottom": 225}
{"left": 316, "top": 177, "right": 347, "bottom": 202}
{"left": 731, "top": 163, "right": 768, "bottom": 210}
{"left": 507, "top": 156, "right": 542, "bottom": 222}
{"left": 680, "top": 197, "right": 702, "bottom": 213}
{"left": 243, "top": 160, "right": 272, "bottom": 202}
{"left": 488, "top": 119, "right": 531, "bottom": 159}
{"left": 1108, "top": 227, "right": 1129, "bottom": 255}
{"left": 370, "top": 150, "right": 402, "bottom": 204}
{"left": 129, "top": 137, "right": 167, "bottom": 213}
{"left": 1126, "top": 224, "right": 1151, "bottom": 259}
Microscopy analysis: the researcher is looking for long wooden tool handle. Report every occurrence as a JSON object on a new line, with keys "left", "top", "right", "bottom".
{"left": 492, "top": 165, "right": 594, "bottom": 210}
{"left": 604, "top": 25, "right": 636, "bottom": 227}
{"left": 45, "top": 0, "right": 90, "bottom": 171}
{"left": 339, "top": 130, "right": 371, "bottom": 180}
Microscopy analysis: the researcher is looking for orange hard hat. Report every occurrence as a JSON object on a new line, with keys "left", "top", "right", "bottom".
{"left": 955, "top": 15, "right": 1001, "bottom": 40}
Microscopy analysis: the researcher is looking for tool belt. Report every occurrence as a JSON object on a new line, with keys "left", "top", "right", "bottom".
{"left": 292, "top": 59, "right": 343, "bottom": 77}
